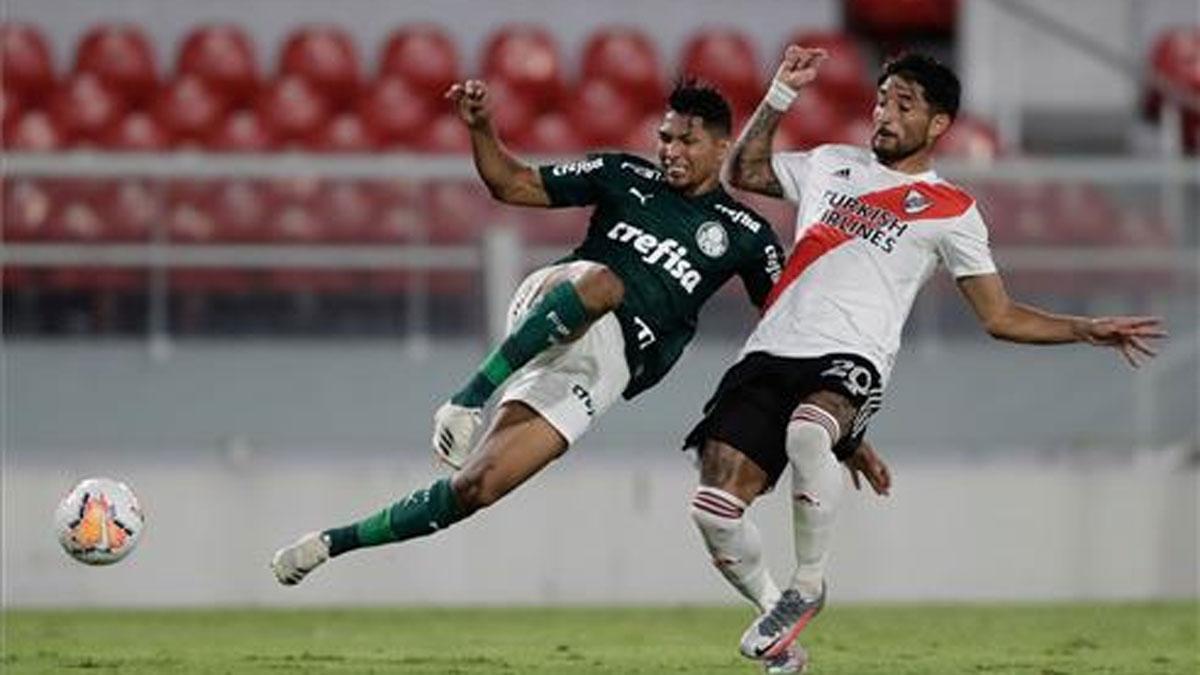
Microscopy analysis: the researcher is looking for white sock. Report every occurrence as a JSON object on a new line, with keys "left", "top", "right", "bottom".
{"left": 690, "top": 486, "right": 782, "bottom": 612}
{"left": 787, "top": 404, "right": 846, "bottom": 598}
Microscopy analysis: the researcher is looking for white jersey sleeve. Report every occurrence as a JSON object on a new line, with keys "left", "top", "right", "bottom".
{"left": 937, "top": 204, "right": 997, "bottom": 278}
{"left": 770, "top": 150, "right": 815, "bottom": 204}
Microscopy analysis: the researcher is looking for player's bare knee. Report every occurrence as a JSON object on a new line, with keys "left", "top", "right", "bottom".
{"left": 574, "top": 264, "right": 625, "bottom": 315}
{"left": 697, "top": 440, "right": 768, "bottom": 503}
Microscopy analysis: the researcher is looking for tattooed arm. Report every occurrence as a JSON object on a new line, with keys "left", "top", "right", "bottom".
{"left": 725, "top": 45, "right": 828, "bottom": 198}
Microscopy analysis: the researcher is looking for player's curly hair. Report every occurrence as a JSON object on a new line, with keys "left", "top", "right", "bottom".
{"left": 669, "top": 77, "right": 733, "bottom": 137}
{"left": 878, "top": 53, "right": 960, "bottom": 120}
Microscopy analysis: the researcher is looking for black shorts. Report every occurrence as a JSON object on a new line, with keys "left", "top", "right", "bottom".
{"left": 683, "top": 352, "right": 883, "bottom": 486}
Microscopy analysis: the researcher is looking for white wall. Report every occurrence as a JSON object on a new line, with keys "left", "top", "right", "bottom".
{"left": 5, "top": 452, "right": 1196, "bottom": 607}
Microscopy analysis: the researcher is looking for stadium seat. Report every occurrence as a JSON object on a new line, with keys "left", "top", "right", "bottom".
{"left": 3, "top": 179, "right": 55, "bottom": 240}
{"left": 306, "top": 111, "right": 380, "bottom": 152}
{"left": 314, "top": 181, "right": 379, "bottom": 240}
{"left": 566, "top": 78, "right": 640, "bottom": 147}
{"left": 482, "top": 25, "right": 565, "bottom": 111}
{"left": 49, "top": 72, "right": 127, "bottom": 145}
{"left": 103, "top": 111, "right": 174, "bottom": 151}
{"left": 935, "top": 115, "right": 1000, "bottom": 161}
{"left": 514, "top": 112, "right": 583, "bottom": 153}
{"left": 208, "top": 179, "right": 273, "bottom": 241}
{"left": 255, "top": 75, "right": 330, "bottom": 144}
{"left": 1145, "top": 26, "right": 1200, "bottom": 152}
{"left": 423, "top": 180, "right": 491, "bottom": 243}
{"left": 678, "top": 29, "right": 761, "bottom": 117}
{"left": 153, "top": 75, "right": 230, "bottom": 144}
{"left": 73, "top": 24, "right": 158, "bottom": 104}
{"left": 163, "top": 180, "right": 258, "bottom": 293}
{"left": 846, "top": 0, "right": 959, "bottom": 36}
{"left": 478, "top": 78, "right": 537, "bottom": 141}
{"left": 1, "top": 87, "right": 23, "bottom": 133}
{"left": 5, "top": 109, "right": 67, "bottom": 151}
{"left": 581, "top": 27, "right": 664, "bottom": 112}
{"left": 779, "top": 87, "right": 845, "bottom": 147}
{"left": 510, "top": 204, "right": 588, "bottom": 245}
{"left": 2, "top": 23, "right": 54, "bottom": 101}
{"left": 95, "top": 179, "right": 159, "bottom": 241}
{"left": 379, "top": 24, "right": 460, "bottom": 99}
{"left": 784, "top": 31, "right": 874, "bottom": 114}
{"left": 619, "top": 112, "right": 664, "bottom": 154}
{"left": 265, "top": 196, "right": 359, "bottom": 293}
{"left": 414, "top": 111, "right": 471, "bottom": 154}
{"left": 279, "top": 25, "right": 362, "bottom": 106}
{"left": 176, "top": 24, "right": 260, "bottom": 105}
{"left": 364, "top": 180, "right": 424, "bottom": 243}
{"left": 357, "top": 76, "right": 433, "bottom": 146}
{"left": 830, "top": 116, "right": 873, "bottom": 146}
{"left": 206, "top": 108, "right": 279, "bottom": 151}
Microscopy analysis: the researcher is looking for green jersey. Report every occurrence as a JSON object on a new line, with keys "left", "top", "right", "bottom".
{"left": 538, "top": 152, "right": 785, "bottom": 398}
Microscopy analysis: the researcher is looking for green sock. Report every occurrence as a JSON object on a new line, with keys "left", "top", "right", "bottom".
{"left": 323, "top": 478, "right": 465, "bottom": 557}
{"left": 450, "top": 281, "right": 590, "bottom": 408}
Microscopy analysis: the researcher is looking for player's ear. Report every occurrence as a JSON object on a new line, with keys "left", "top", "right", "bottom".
{"left": 928, "top": 113, "right": 952, "bottom": 144}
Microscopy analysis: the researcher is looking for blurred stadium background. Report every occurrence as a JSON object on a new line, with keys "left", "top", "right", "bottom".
{"left": 3, "top": 0, "right": 1196, "bottom": 609}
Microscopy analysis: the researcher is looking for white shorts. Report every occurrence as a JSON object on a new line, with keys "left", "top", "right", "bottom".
{"left": 497, "top": 263, "right": 631, "bottom": 445}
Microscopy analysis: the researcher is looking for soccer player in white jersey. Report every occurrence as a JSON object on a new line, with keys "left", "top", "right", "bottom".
{"left": 684, "top": 48, "right": 1166, "bottom": 672}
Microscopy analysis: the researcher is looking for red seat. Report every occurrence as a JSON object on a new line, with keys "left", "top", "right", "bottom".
{"left": 264, "top": 195, "right": 359, "bottom": 293}
{"left": 49, "top": 72, "right": 128, "bottom": 145}
{"left": 414, "top": 111, "right": 471, "bottom": 153}
{"left": 73, "top": 24, "right": 157, "bottom": 104}
{"left": 846, "top": 0, "right": 958, "bottom": 36}
{"left": 2, "top": 23, "right": 55, "bottom": 101}
{"left": 619, "top": 112, "right": 663, "bottom": 154}
{"left": 43, "top": 188, "right": 148, "bottom": 292}
{"left": 315, "top": 181, "right": 380, "bottom": 241}
{"left": 364, "top": 180, "right": 424, "bottom": 243}
{"left": 1145, "top": 26, "right": 1200, "bottom": 152}
{"left": 3, "top": 179, "right": 55, "bottom": 240}
{"left": 208, "top": 179, "right": 272, "bottom": 241}
{"left": 379, "top": 24, "right": 459, "bottom": 99}
{"left": 936, "top": 115, "right": 1000, "bottom": 161}
{"left": 255, "top": 75, "right": 330, "bottom": 144}
{"left": 307, "top": 111, "right": 379, "bottom": 152}
{"left": 164, "top": 180, "right": 256, "bottom": 293}
{"left": 482, "top": 25, "right": 565, "bottom": 111}
{"left": 153, "top": 75, "right": 230, "bottom": 144}
{"left": 566, "top": 79, "right": 640, "bottom": 147}
{"left": 423, "top": 180, "right": 491, "bottom": 243}
{"left": 515, "top": 112, "right": 583, "bottom": 153}
{"left": 581, "top": 27, "right": 664, "bottom": 112}
{"left": 779, "top": 87, "right": 845, "bottom": 147}
{"left": 830, "top": 116, "right": 873, "bottom": 146}
{"left": 785, "top": 32, "right": 873, "bottom": 114}
{"left": 206, "top": 108, "right": 279, "bottom": 152}
{"left": 5, "top": 109, "right": 67, "bottom": 151}
{"left": 357, "top": 76, "right": 432, "bottom": 146}
{"left": 94, "top": 178, "right": 159, "bottom": 241}
{"left": 176, "top": 24, "right": 259, "bottom": 105}
{"left": 1, "top": 88, "right": 23, "bottom": 134}
{"left": 279, "top": 25, "right": 362, "bottom": 106}
{"left": 478, "top": 78, "right": 536, "bottom": 141}
{"left": 103, "top": 111, "right": 174, "bottom": 151}
{"left": 679, "top": 29, "right": 761, "bottom": 117}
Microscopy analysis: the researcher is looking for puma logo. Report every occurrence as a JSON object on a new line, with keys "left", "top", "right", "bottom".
{"left": 628, "top": 187, "right": 654, "bottom": 205}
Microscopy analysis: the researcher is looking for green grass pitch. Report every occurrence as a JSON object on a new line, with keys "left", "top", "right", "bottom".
{"left": 3, "top": 603, "right": 1196, "bottom": 674}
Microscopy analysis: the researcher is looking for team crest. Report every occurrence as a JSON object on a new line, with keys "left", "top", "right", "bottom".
{"left": 695, "top": 221, "right": 729, "bottom": 258}
{"left": 903, "top": 188, "right": 932, "bottom": 214}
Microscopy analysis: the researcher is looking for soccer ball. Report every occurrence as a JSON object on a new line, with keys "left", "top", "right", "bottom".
{"left": 54, "top": 477, "right": 145, "bottom": 565}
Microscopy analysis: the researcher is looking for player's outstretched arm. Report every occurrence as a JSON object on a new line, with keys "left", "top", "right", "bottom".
{"left": 445, "top": 80, "right": 551, "bottom": 207}
{"left": 726, "top": 45, "right": 827, "bottom": 198}
{"left": 957, "top": 273, "right": 1166, "bottom": 368}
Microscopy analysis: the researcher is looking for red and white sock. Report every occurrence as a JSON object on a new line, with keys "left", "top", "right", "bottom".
{"left": 788, "top": 404, "right": 846, "bottom": 598}
{"left": 690, "top": 486, "right": 782, "bottom": 612}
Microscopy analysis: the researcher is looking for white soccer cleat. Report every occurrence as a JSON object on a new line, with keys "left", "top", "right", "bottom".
{"left": 740, "top": 585, "right": 826, "bottom": 660}
{"left": 763, "top": 644, "right": 809, "bottom": 674}
{"left": 270, "top": 531, "right": 330, "bottom": 586}
{"left": 432, "top": 401, "right": 483, "bottom": 469}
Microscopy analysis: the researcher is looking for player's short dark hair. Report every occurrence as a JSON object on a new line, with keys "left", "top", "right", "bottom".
{"left": 878, "top": 53, "right": 960, "bottom": 119}
{"left": 669, "top": 78, "right": 733, "bottom": 137}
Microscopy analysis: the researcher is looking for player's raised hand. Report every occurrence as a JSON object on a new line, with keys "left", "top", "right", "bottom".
{"left": 445, "top": 79, "right": 491, "bottom": 129}
{"left": 845, "top": 440, "right": 891, "bottom": 496}
{"left": 774, "top": 45, "right": 828, "bottom": 92}
{"left": 1082, "top": 316, "right": 1167, "bottom": 368}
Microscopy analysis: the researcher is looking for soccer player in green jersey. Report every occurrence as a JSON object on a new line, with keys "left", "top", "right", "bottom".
{"left": 271, "top": 78, "right": 800, "bottom": 585}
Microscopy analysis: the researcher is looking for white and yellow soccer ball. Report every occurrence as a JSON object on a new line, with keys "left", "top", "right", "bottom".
{"left": 54, "top": 477, "right": 145, "bottom": 565}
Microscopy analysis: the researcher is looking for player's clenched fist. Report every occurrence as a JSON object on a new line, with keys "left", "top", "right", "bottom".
{"left": 774, "top": 45, "right": 828, "bottom": 92}
{"left": 445, "top": 79, "right": 491, "bottom": 129}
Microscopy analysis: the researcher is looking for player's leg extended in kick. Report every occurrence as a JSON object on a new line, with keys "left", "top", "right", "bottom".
{"left": 434, "top": 263, "right": 623, "bottom": 468}
{"left": 271, "top": 402, "right": 567, "bottom": 585}
{"left": 740, "top": 391, "right": 856, "bottom": 663}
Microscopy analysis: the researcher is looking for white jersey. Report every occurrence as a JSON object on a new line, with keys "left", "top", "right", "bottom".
{"left": 743, "top": 144, "right": 997, "bottom": 384}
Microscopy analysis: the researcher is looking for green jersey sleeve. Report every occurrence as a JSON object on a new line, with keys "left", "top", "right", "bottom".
{"left": 537, "top": 154, "right": 611, "bottom": 207}
{"left": 738, "top": 219, "right": 786, "bottom": 310}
